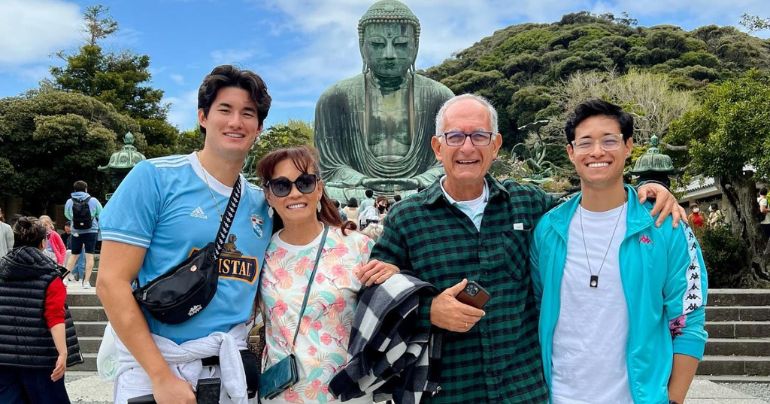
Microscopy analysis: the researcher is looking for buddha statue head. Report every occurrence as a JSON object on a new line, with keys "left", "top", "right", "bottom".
{"left": 358, "top": 0, "right": 420, "bottom": 80}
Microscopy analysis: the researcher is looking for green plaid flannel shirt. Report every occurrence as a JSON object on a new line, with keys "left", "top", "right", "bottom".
{"left": 371, "top": 175, "right": 556, "bottom": 403}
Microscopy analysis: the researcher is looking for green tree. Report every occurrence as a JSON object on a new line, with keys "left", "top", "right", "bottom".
{"left": 50, "top": 46, "right": 167, "bottom": 121}
{"left": 48, "top": 5, "right": 176, "bottom": 158}
{"left": 667, "top": 70, "right": 770, "bottom": 286}
{"left": 740, "top": 14, "right": 770, "bottom": 32}
{"left": 0, "top": 90, "right": 139, "bottom": 213}
{"left": 243, "top": 120, "right": 314, "bottom": 180}
{"left": 424, "top": 11, "right": 770, "bottom": 149}
{"left": 83, "top": 5, "right": 118, "bottom": 46}
{"left": 176, "top": 127, "right": 204, "bottom": 155}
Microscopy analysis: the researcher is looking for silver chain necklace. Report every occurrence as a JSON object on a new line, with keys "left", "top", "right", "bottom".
{"left": 579, "top": 203, "right": 625, "bottom": 288}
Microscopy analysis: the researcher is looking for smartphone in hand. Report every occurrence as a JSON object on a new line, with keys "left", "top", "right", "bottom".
{"left": 456, "top": 281, "right": 490, "bottom": 309}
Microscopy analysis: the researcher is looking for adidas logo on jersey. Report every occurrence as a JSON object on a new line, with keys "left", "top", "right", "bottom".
{"left": 190, "top": 207, "right": 208, "bottom": 219}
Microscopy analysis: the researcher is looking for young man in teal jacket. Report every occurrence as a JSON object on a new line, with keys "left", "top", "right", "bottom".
{"left": 530, "top": 99, "right": 708, "bottom": 404}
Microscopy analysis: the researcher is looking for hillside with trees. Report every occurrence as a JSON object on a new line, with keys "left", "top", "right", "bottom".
{"left": 424, "top": 11, "right": 770, "bottom": 148}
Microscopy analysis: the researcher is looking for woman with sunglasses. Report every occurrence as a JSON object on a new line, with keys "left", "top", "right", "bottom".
{"left": 256, "top": 146, "right": 398, "bottom": 403}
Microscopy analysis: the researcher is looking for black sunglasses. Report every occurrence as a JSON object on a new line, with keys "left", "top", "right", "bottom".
{"left": 266, "top": 173, "right": 319, "bottom": 197}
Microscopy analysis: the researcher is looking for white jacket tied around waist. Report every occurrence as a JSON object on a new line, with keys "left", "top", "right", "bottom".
{"left": 115, "top": 323, "right": 249, "bottom": 404}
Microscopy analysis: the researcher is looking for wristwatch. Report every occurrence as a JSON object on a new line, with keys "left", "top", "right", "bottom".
{"left": 669, "top": 401, "right": 680, "bottom": 404}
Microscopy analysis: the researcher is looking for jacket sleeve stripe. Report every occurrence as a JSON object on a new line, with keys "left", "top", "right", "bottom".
{"left": 682, "top": 225, "right": 704, "bottom": 315}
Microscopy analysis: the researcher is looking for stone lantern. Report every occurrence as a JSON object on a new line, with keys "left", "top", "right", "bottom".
{"left": 630, "top": 135, "right": 676, "bottom": 186}
{"left": 98, "top": 132, "right": 146, "bottom": 200}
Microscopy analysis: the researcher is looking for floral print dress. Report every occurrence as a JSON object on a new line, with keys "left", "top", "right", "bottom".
{"left": 259, "top": 226, "right": 374, "bottom": 404}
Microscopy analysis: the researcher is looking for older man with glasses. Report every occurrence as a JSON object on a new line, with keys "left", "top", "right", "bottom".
{"left": 365, "top": 93, "right": 685, "bottom": 403}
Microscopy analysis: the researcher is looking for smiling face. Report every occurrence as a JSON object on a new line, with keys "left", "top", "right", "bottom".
{"left": 198, "top": 86, "right": 261, "bottom": 163}
{"left": 265, "top": 158, "right": 324, "bottom": 228}
{"left": 431, "top": 98, "right": 502, "bottom": 198}
{"left": 567, "top": 114, "right": 633, "bottom": 192}
{"left": 362, "top": 23, "right": 417, "bottom": 79}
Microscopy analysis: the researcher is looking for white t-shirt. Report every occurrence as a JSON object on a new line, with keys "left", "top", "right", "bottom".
{"left": 551, "top": 203, "right": 633, "bottom": 404}
{"left": 439, "top": 176, "right": 489, "bottom": 231}
{"left": 760, "top": 197, "right": 770, "bottom": 224}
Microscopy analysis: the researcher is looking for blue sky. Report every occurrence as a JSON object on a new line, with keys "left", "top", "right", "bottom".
{"left": 1, "top": 0, "right": 769, "bottom": 131}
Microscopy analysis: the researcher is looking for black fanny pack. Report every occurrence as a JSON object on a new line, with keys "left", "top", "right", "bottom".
{"left": 133, "top": 178, "right": 242, "bottom": 324}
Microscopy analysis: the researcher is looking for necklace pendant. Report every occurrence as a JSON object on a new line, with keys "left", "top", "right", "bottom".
{"left": 589, "top": 275, "right": 599, "bottom": 288}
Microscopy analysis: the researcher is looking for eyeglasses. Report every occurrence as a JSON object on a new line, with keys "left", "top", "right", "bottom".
{"left": 442, "top": 131, "right": 494, "bottom": 147}
{"left": 570, "top": 134, "right": 625, "bottom": 154}
{"left": 266, "top": 173, "right": 318, "bottom": 197}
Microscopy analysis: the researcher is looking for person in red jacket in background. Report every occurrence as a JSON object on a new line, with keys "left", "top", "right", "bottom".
{"left": 687, "top": 205, "right": 705, "bottom": 229}
{"left": 0, "top": 217, "right": 74, "bottom": 403}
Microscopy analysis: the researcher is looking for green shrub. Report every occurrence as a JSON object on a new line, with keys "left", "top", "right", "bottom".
{"left": 698, "top": 226, "right": 750, "bottom": 288}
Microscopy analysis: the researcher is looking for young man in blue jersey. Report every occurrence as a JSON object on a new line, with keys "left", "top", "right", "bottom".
{"left": 98, "top": 65, "right": 273, "bottom": 404}
{"left": 530, "top": 99, "right": 707, "bottom": 404}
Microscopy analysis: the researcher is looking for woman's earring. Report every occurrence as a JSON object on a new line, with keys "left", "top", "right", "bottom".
{"left": 267, "top": 206, "right": 274, "bottom": 218}
{"left": 316, "top": 201, "right": 322, "bottom": 213}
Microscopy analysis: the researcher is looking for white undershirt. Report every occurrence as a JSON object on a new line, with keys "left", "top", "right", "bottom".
{"left": 551, "top": 203, "right": 632, "bottom": 404}
{"left": 439, "top": 176, "right": 489, "bottom": 231}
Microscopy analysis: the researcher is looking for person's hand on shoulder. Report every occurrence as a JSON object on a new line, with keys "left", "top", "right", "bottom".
{"left": 638, "top": 182, "right": 687, "bottom": 227}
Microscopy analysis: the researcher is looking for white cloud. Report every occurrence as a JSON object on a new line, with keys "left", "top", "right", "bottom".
{"left": 210, "top": 49, "right": 256, "bottom": 65}
{"left": 271, "top": 99, "right": 316, "bottom": 108}
{"left": 0, "top": 0, "right": 83, "bottom": 65}
{"left": 165, "top": 89, "right": 199, "bottom": 130}
{"left": 170, "top": 73, "right": 185, "bottom": 85}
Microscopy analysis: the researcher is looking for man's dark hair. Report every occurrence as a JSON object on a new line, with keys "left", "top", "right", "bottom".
{"left": 347, "top": 197, "right": 358, "bottom": 208}
{"left": 564, "top": 99, "right": 634, "bottom": 144}
{"left": 761, "top": 188, "right": 768, "bottom": 196}
{"left": 73, "top": 180, "right": 88, "bottom": 192}
{"left": 198, "top": 65, "right": 272, "bottom": 135}
{"left": 333, "top": 200, "right": 341, "bottom": 208}
{"left": 365, "top": 189, "right": 374, "bottom": 198}
{"left": 393, "top": 194, "right": 402, "bottom": 202}
{"left": 710, "top": 203, "right": 719, "bottom": 210}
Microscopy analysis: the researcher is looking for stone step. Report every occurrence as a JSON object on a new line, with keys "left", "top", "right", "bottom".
{"left": 698, "top": 355, "right": 770, "bottom": 376}
{"left": 705, "top": 321, "right": 770, "bottom": 338}
{"left": 66, "top": 292, "right": 101, "bottom": 307}
{"left": 75, "top": 321, "right": 108, "bottom": 338}
{"left": 709, "top": 289, "right": 770, "bottom": 307}
{"left": 707, "top": 306, "right": 770, "bottom": 322}
{"left": 705, "top": 338, "right": 770, "bottom": 356}
{"left": 699, "top": 375, "right": 770, "bottom": 383}
{"left": 78, "top": 336, "right": 103, "bottom": 354}
{"left": 69, "top": 353, "right": 97, "bottom": 372}
{"left": 70, "top": 306, "right": 108, "bottom": 322}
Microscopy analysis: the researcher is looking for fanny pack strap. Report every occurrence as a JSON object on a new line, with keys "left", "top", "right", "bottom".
{"left": 212, "top": 177, "right": 243, "bottom": 261}
{"left": 290, "top": 225, "right": 329, "bottom": 351}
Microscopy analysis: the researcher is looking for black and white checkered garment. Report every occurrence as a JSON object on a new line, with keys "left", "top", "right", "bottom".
{"left": 329, "top": 273, "right": 441, "bottom": 404}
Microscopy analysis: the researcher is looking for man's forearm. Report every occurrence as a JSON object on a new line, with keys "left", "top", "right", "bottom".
{"left": 98, "top": 277, "right": 172, "bottom": 382}
{"left": 668, "top": 354, "right": 699, "bottom": 403}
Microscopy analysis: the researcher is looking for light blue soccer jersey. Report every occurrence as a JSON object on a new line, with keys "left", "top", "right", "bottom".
{"left": 100, "top": 153, "right": 272, "bottom": 343}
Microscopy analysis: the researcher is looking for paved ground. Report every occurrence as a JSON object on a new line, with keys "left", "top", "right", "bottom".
{"left": 64, "top": 372, "right": 768, "bottom": 403}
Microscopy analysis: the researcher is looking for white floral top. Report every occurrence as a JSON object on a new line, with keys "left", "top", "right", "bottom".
{"left": 259, "top": 226, "right": 374, "bottom": 404}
